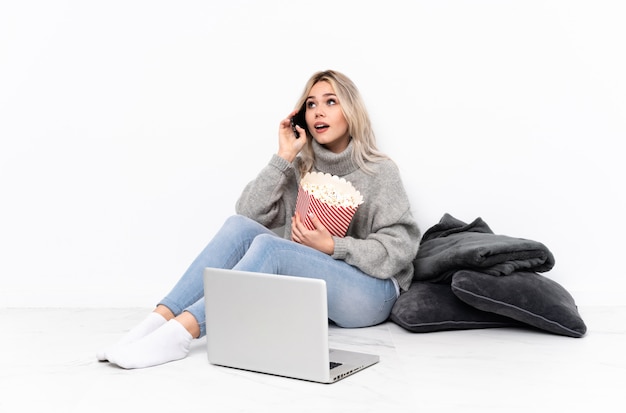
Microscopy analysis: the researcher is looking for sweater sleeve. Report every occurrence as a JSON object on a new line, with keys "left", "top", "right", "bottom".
{"left": 235, "top": 154, "right": 298, "bottom": 230}
{"left": 331, "top": 163, "right": 421, "bottom": 290}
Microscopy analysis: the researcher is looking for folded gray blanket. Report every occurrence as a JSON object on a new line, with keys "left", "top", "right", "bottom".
{"left": 413, "top": 213, "right": 555, "bottom": 283}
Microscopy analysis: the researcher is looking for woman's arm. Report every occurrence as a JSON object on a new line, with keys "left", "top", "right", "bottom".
{"left": 235, "top": 154, "right": 297, "bottom": 230}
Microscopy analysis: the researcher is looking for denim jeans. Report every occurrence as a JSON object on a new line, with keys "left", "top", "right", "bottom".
{"left": 159, "top": 214, "right": 399, "bottom": 337}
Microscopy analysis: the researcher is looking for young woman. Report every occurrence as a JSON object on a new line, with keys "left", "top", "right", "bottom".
{"left": 98, "top": 69, "right": 421, "bottom": 369}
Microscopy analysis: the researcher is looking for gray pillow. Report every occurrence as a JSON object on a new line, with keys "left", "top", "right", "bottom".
{"left": 390, "top": 281, "right": 521, "bottom": 333}
{"left": 451, "top": 270, "right": 587, "bottom": 338}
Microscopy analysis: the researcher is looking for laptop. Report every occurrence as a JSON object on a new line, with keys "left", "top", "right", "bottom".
{"left": 203, "top": 268, "right": 380, "bottom": 384}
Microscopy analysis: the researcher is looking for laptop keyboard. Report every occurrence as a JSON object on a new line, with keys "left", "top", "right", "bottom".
{"left": 330, "top": 361, "right": 343, "bottom": 370}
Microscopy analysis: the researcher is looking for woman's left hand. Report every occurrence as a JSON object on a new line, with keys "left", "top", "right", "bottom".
{"left": 291, "top": 212, "right": 334, "bottom": 255}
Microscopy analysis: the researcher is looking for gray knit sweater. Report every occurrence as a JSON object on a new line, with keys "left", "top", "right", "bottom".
{"left": 235, "top": 140, "right": 421, "bottom": 291}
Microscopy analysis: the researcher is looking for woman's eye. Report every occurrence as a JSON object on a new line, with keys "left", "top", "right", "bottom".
{"left": 307, "top": 101, "right": 316, "bottom": 109}
{"left": 327, "top": 99, "right": 337, "bottom": 106}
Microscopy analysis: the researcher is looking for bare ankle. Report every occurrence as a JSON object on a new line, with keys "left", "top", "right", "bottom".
{"left": 154, "top": 305, "right": 175, "bottom": 321}
{"left": 176, "top": 311, "right": 201, "bottom": 339}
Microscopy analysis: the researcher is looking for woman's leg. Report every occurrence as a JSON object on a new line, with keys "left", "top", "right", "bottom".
{"left": 233, "top": 234, "right": 399, "bottom": 328}
{"left": 158, "top": 215, "right": 276, "bottom": 318}
{"left": 108, "top": 231, "right": 398, "bottom": 368}
{"left": 99, "top": 215, "right": 275, "bottom": 364}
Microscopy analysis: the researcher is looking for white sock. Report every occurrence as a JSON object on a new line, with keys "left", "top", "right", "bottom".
{"left": 107, "top": 319, "right": 193, "bottom": 369}
{"left": 96, "top": 312, "right": 167, "bottom": 361}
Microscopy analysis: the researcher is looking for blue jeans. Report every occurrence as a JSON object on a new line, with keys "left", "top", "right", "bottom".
{"left": 159, "top": 215, "right": 399, "bottom": 337}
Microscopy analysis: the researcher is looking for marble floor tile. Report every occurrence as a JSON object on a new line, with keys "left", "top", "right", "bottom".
{"left": 0, "top": 306, "right": 624, "bottom": 413}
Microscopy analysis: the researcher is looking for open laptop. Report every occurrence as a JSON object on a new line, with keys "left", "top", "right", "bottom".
{"left": 203, "top": 268, "right": 379, "bottom": 384}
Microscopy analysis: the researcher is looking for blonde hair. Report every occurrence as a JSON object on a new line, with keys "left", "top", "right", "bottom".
{"left": 295, "top": 70, "right": 388, "bottom": 176}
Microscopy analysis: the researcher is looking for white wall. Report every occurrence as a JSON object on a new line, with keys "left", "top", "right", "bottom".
{"left": 1, "top": 0, "right": 624, "bottom": 308}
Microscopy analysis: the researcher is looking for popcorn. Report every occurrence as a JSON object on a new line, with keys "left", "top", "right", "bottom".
{"left": 295, "top": 172, "right": 364, "bottom": 237}
{"left": 300, "top": 182, "right": 360, "bottom": 207}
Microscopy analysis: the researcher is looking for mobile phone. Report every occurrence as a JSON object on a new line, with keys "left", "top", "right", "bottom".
{"left": 290, "top": 105, "right": 306, "bottom": 138}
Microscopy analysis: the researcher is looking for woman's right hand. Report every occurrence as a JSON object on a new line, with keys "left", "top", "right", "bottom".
{"left": 277, "top": 110, "right": 307, "bottom": 163}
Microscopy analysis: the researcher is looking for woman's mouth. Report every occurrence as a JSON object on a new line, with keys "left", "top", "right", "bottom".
{"left": 314, "top": 123, "right": 329, "bottom": 132}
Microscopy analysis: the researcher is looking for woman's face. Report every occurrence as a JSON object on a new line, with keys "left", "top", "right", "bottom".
{"left": 304, "top": 81, "right": 350, "bottom": 153}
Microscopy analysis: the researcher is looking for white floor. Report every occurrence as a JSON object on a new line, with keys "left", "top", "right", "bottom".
{"left": 1, "top": 306, "right": 624, "bottom": 413}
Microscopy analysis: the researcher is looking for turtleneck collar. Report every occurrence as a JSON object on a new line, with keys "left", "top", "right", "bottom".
{"left": 311, "top": 139, "right": 360, "bottom": 177}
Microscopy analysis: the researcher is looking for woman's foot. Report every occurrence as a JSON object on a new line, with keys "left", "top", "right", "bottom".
{"left": 96, "top": 311, "right": 167, "bottom": 361}
{"left": 106, "top": 319, "right": 193, "bottom": 369}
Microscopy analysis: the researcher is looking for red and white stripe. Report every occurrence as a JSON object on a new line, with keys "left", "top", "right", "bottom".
{"left": 295, "top": 187, "right": 358, "bottom": 237}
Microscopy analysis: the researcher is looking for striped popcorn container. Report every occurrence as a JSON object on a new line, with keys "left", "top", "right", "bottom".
{"left": 295, "top": 172, "right": 364, "bottom": 238}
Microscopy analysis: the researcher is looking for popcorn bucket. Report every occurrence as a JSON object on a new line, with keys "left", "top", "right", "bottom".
{"left": 294, "top": 172, "right": 364, "bottom": 237}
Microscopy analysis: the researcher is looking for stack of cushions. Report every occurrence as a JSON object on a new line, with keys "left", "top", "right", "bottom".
{"left": 390, "top": 214, "right": 587, "bottom": 338}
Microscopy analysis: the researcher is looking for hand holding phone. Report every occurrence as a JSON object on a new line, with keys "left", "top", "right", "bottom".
{"left": 290, "top": 117, "right": 300, "bottom": 138}
{"left": 290, "top": 105, "right": 307, "bottom": 139}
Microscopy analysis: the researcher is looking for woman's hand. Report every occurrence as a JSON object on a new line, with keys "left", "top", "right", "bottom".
{"left": 277, "top": 110, "right": 307, "bottom": 163}
{"left": 291, "top": 212, "right": 334, "bottom": 255}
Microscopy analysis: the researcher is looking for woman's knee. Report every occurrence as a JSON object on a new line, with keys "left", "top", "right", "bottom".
{"left": 219, "top": 215, "right": 271, "bottom": 241}
{"left": 223, "top": 214, "right": 255, "bottom": 230}
{"left": 247, "top": 233, "right": 284, "bottom": 257}
{"left": 234, "top": 233, "right": 284, "bottom": 272}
